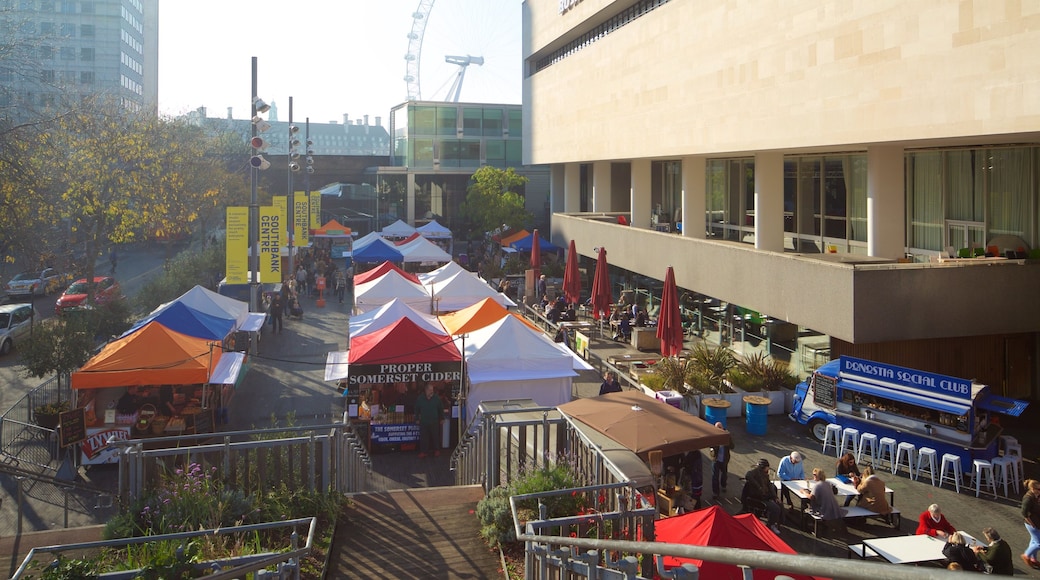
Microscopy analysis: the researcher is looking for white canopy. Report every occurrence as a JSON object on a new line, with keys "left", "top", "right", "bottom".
{"left": 398, "top": 235, "right": 453, "bottom": 263}
{"left": 380, "top": 219, "right": 417, "bottom": 238}
{"left": 209, "top": 351, "right": 246, "bottom": 385}
{"left": 325, "top": 351, "right": 349, "bottom": 382}
{"left": 429, "top": 270, "right": 516, "bottom": 312}
{"left": 351, "top": 231, "right": 383, "bottom": 251}
{"left": 417, "top": 219, "right": 452, "bottom": 239}
{"left": 174, "top": 285, "right": 249, "bottom": 327}
{"left": 354, "top": 271, "right": 431, "bottom": 313}
{"left": 348, "top": 297, "right": 446, "bottom": 339}
{"left": 456, "top": 316, "right": 576, "bottom": 417}
{"left": 418, "top": 260, "right": 468, "bottom": 285}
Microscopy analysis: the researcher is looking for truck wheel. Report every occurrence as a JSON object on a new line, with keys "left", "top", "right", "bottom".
{"left": 809, "top": 419, "right": 829, "bottom": 443}
{"left": 0, "top": 339, "right": 10, "bottom": 356}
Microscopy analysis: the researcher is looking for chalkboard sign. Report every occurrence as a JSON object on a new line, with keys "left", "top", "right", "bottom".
{"left": 813, "top": 374, "right": 837, "bottom": 409}
{"left": 188, "top": 409, "right": 214, "bottom": 434}
{"left": 59, "top": 407, "right": 86, "bottom": 448}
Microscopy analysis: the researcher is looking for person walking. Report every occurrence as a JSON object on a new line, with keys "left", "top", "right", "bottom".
{"left": 1021, "top": 479, "right": 1040, "bottom": 569}
{"left": 334, "top": 269, "right": 347, "bottom": 303}
{"left": 109, "top": 248, "right": 118, "bottom": 275}
{"left": 598, "top": 371, "right": 622, "bottom": 395}
{"left": 709, "top": 422, "right": 732, "bottom": 500}
{"left": 269, "top": 292, "right": 284, "bottom": 333}
{"left": 415, "top": 383, "right": 444, "bottom": 458}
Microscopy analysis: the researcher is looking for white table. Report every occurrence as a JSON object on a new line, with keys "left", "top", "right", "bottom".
{"left": 859, "top": 534, "right": 946, "bottom": 564}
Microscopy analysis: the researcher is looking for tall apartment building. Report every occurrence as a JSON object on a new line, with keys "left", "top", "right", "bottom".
{"left": 0, "top": 0, "right": 158, "bottom": 123}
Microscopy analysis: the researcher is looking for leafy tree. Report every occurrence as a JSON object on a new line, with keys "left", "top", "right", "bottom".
{"left": 458, "top": 166, "right": 532, "bottom": 237}
{"left": 20, "top": 317, "right": 100, "bottom": 386}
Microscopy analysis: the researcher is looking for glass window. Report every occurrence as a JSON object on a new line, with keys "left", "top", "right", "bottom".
{"left": 823, "top": 157, "right": 848, "bottom": 239}
{"left": 706, "top": 160, "right": 727, "bottom": 238}
{"left": 40, "top": 1, "right": 54, "bottom": 10}
{"left": 507, "top": 109, "right": 522, "bottom": 136}
{"left": 906, "top": 152, "right": 943, "bottom": 251}
{"left": 410, "top": 106, "right": 435, "bottom": 135}
{"left": 38, "top": 45, "right": 54, "bottom": 59}
{"left": 80, "top": 70, "right": 94, "bottom": 84}
{"left": 848, "top": 155, "right": 868, "bottom": 242}
{"left": 486, "top": 140, "right": 505, "bottom": 167}
{"left": 436, "top": 107, "right": 457, "bottom": 136}
{"left": 40, "top": 21, "right": 54, "bottom": 35}
{"left": 60, "top": 47, "right": 75, "bottom": 60}
{"left": 41, "top": 69, "right": 54, "bottom": 82}
{"left": 505, "top": 140, "right": 522, "bottom": 167}
{"left": 81, "top": 0, "right": 94, "bottom": 13}
{"left": 987, "top": 147, "right": 1033, "bottom": 241}
{"left": 440, "top": 139, "right": 461, "bottom": 168}
{"left": 411, "top": 138, "right": 434, "bottom": 168}
{"left": 459, "top": 139, "right": 481, "bottom": 168}
{"left": 80, "top": 47, "right": 94, "bottom": 61}
{"left": 462, "top": 108, "right": 481, "bottom": 136}
{"left": 483, "top": 108, "right": 503, "bottom": 136}
{"left": 80, "top": 23, "right": 94, "bottom": 37}
{"left": 60, "top": 22, "right": 73, "bottom": 37}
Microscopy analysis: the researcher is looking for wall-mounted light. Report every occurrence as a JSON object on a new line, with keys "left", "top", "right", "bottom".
{"left": 253, "top": 97, "right": 271, "bottom": 113}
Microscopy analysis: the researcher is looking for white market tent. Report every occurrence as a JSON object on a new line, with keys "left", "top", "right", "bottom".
{"left": 380, "top": 219, "right": 417, "bottom": 239}
{"left": 429, "top": 270, "right": 516, "bottom": 313}
{"left": 416, "top": 219, "right": 451, "bottom": 239}
{"left": 418, "top": 260, "right": 469, "bottom": 285}
{"left": 354, "top": 270, "right": 431, "bottom": 313}
{"left": 397, "top": 235, "right": 452, "bottom": 263}
{"left": 351, "top": 231, "right": 383, "bottom": 250}
{"left": 456, "top": 315, "right": 576, "bottom": 418}
{"left": 348, "top": 297, "right": 446, "bottom": 339}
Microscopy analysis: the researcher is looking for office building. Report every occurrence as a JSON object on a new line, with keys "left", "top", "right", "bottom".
{"left": 524, "top": 0, "right": 1040, "bottom": 396}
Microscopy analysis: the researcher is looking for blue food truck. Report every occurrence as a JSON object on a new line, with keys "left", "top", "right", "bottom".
{"left": 790, "top": 356, "right": 1028, "bottom": 472}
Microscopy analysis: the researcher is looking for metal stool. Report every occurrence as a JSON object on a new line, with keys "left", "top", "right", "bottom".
{"left": 822, "top": 424, "right": 842, "bottom": 456}
{"left": 1005, "top": 442, "right": 1024, "bottom": 493}
{"left": 915, "top": 447, "right": 938, "bottom": 485}
{"left": 894, "top": 442, "right": 916, "bottom": 478}
{"left": 940, "top": 453, "right": 963, "bottom": 493}
{"left": 992, "top": 456, "right": 1014, "bottom": 498}
{"left": 972, "top": 459, "right": 996, "bottom": 498}
{"left": 878, "top": 437, "right": 897, "bottom": 470}
{"left": 857, "top": 433, "right": 879, "bottom": 468}
{"left": 839, "top": 427, "right": 860, "bottom": 458}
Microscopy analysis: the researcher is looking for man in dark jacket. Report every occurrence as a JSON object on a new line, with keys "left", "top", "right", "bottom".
{"left": 742, "top": 458, "right": 783, "bottom": 533}
{"left": 974, "top": 527, "right": 1014, "bottom": 575}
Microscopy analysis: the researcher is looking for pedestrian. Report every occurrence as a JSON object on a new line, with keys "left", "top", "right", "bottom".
{"left": 742, "top": 458, "right": 783, "bottom": 533}
{"left": 335, "top": 269, "right": 347, "bottom": 303}
{"left": 916, "top": 503, "right": 956, "bottom": 538}
{"left": 269, "top": 292, "right": 284, "bottom": 333}
{"left": 536, "top": 274, "right": 547, "bottom": 299}
{"left": 709, "top": 422, "right": 732, "bottom": 499}
{"left": 776, "top": 451, "right": 804, "bottom": 507}
{"left": 1020, "top": 479, "right": 1040, "bottom": 569}
{"left": 415, "top": 383, "right": 443, "bottom": 458}
{"left": 973, "top": 526, "right": 1014, "bottom": 575}
{"left": 598, "top": 371, "right": 622, "bottom": 395}
{"left": 679, "top": 449, "right": 704, "bottom": 511}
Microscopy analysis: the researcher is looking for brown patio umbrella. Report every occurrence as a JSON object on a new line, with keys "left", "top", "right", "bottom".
{"left": 589, "top": 246, "right": 612, "bottom": 320}
{"left": 558, "top": 390, "right": 730, "bottom": 459}
{"left": 562, "top": 239, "right": 581, "bottom": 305}
{"left": 656, "top": 266, "right": 684, "bottom": 356}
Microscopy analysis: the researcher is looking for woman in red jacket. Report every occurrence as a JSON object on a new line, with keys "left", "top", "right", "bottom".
{"left": 916, "top": 503, "right": 956, "bottom": 538}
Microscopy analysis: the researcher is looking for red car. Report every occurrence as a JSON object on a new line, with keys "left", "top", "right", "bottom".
{"left": 55, "top": 276, "right": 121, "bottom": 314}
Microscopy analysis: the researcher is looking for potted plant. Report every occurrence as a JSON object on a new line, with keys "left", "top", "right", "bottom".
{"left": 639, "top": 372, "right": 666, "bottom": 397}
{"left": 34, "top": 400, "right": 70, "bottom": 430}
{"left": 731, "top": 352, "right": 796, "bottom": 414}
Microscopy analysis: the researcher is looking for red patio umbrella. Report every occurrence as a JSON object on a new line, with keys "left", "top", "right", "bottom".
{"left": 562, "top": 239, "right": 581, "bottom": 305}
{"left": 530, "top": 228, "right": 542, "bottom": 272}
{"left": 656, "top": 266, "right": 684, "bottom": 356}
{"left": 590, "top": 247, "right": 612, "bottom": 320}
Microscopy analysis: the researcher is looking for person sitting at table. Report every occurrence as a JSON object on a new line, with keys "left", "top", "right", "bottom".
{"left": 776, "top": 451, "right": 805, "bottom": 508}
{"left": 946, "top": 562, "right": 963, "bottom": 571}
{"left": 855, "top": 466, "right": 892, "bottom": 519}
{"left": 561, "top": 303, "right": 577, "bottom": 322}
{"left": 973, "top": 526, "right": 1014, "bottom": 575}
{"left": 943, "top": 531, "right": 985, "bottom": 572}
{"left": 741, "top": 458, "right": 783, "bottom": 534}
{"left": 802, "top": 468, "right": 845, "bottom": 526}
{"left": 917, "top": 503, "right": 957, "bottom": 538}
{"left": 835, "top": 452, "right": 862, "bottom": 506}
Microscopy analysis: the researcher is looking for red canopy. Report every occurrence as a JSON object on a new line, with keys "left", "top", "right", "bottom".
{"left": 656, "top": 266, "right": 684, "bottom": 356}
{"left": 353, "top": 261, "right": 421, "bottom": 285}
{"left": 530, "top": 228, "right": 542, "bottom": 272}
{"left": 590, "top": 247, "right": 612, "bottom": 320}
{"left": 562, "top": 239, "right": 581, "bottom": 305}
{"left": 348, "top": 317, "right": 461, "bottom": 366}
{"left": 656, "top": 506, "right": 828, "bottom": 580}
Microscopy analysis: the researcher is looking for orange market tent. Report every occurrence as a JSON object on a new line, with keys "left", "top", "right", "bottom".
{"left": 439, "top": 297, "right": 539, "bottom": 336}
{"left": 312, "top": 219, "right": 352, "bottom": 237}
{"left": 71, "top": 321, "right": 223, "bottom": 389}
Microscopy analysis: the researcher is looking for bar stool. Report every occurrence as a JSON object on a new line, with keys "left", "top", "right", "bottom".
{"left": 939, "top": 453, "right": 963, "bottom": 493}
{"left": 839, "top": 427, "right": 860, "bottom": 458}
{"left": 878, "top": 437, "right": 897, "bottom": 470}
{"left": 822, "top": 423, "right": 842, "bottom": 456}
{"left": 915, "top": 447, "right": 938, "bottom": 485}
{"left": 971, "top": 459, "right": 996, "bottom": 498}
{"left": 857, "top": 433, "right": 879, "bottom": 468}
{"left": 1005, "top": 442, "right": 1024, "bottom": 493}
{"left": 991, "top": 456, "right": 1014, "bottom": 498}
{"left": 894, "top": 442, "right": 916, "bottom": 478}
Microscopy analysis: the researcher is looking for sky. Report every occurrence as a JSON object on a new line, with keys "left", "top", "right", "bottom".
{"left": 158, "top": 0, "right": 523, "bottom": 125}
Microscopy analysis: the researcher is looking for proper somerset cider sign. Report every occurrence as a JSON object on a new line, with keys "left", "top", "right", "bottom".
{"left": 59, "top": 407, "right": 86, "bottom": 448}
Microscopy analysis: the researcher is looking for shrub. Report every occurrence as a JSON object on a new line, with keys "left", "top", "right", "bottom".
{"left": 476, "top": 462, "right": 583, "bottom": 548}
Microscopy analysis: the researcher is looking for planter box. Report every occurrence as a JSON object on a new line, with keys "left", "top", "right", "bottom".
{"left": 783, "top": 389, "right": 796, "bottom": 413}
{"left": 722, "top": 391, "right": 744, "bottom": 417}
{"left": 762, "top": 390, "right": 786, "bottom": 414}
{"left": 631, "top": 328, "right": 660, "bottom": 351}
{"left": 638, "top": 384, "right": 658, "bottom": 398}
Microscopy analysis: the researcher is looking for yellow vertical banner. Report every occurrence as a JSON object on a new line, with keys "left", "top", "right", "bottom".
{"left": 310, "top": 190, "right": 321, "bottom": 229}
{"left": 294, "top": 192, "right": 310, "bottom": 247}
{"left": 272, "top": 195, "right": 287, "bottom": 247}
{"left": 258, "top": 206, "right": 282, "bottom": 283}
{"left": 225, "top": 207, "right": 249, "bottom": 284}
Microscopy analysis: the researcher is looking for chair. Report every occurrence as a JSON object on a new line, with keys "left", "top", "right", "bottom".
{"left": 822, "top": 424, "right": 842, "bottom": 456}
{"left": 857, "top": 433, "right": 879, "bottom": 468}
{"left": 1005, "top": 442, "right": 1024, "bottom": 493}
{"left": 915, "top": 447, "right": 938, "bottom": 486}
{"left": 839, "top": 427, "right": 860, "bottom": 458}
{"left": 991, "top": 456, "right": 1014, "bottom": 498}
{"left": 877, "top": 437, "right": 897, "bottom": 470}
{"left": 971, "top": 459, "right": 996, "bottom": 498}
{"left": 893, "top": 442, "right": 916, "bottom": 478}
{"left": 986, "top": 245, "right": 999, "bottom": 258}
{"left": 939, "top": 453, "right": 963, "bottom": 493}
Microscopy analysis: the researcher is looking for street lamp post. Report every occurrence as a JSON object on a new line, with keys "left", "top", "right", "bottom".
{"left": 249, "top": 57, "right": 260, "bottom": 312}
{"left": 287, "top": 96, "right": 295, "bottom": 280}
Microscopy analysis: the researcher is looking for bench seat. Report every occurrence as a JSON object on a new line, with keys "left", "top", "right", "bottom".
{"left": 805, "top": 506, "right": 900, "bottom": 536}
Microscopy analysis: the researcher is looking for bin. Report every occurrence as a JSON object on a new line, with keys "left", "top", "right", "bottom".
{"left": 744, "top": 395, "right": 770, "bottom": 436}
{"left": 655, "top": 390, "right": 683, "bottom": 409}
{"left": 703, "top": 398, "right": 730, "bottom": 429}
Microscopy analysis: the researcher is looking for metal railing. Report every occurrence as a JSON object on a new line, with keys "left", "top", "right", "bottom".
{"left": 0, "top": 375, "right": 69, "bottom": 473}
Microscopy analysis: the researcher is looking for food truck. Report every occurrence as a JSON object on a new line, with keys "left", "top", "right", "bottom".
{"left": 790, "top": 356, "right": 1028, "bottom": 471}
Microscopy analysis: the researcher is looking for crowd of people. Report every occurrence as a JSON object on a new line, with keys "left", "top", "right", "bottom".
{"left": 261, "top": 246, "right": 354, "bottom": 332}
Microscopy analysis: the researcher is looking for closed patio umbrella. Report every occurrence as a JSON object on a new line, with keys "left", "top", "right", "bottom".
{"left": 656, "top": 266, "right": 684, "bottom": 356}
{"left": 562, "top": 239, "right": 581, "bottom": 305}
{"left": 590, "top": 247, "right": 612, "bottom": 320}
{"left": 530, "top": 228, "right": 542, "bottom": 273}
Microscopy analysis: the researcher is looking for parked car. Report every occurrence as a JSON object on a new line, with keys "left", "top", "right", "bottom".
{"left": 4, "top": 268, "right": 69, "bottom": 297}
{"left": 0, "top": 303, "right": 39, "bottom": 355}
{"left": 55, "top": 276, "right": 121, "bottom": 315}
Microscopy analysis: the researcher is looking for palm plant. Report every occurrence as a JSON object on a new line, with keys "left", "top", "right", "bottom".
{"left": 690, "top": 342, "right": 736, "bottom": 396}
{"left": 652, "top": 356, "right": 697, "bottom": 394}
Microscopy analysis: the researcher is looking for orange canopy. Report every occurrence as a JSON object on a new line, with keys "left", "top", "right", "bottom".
{"left": 72, "top": 321, "right": 222, "bottom": 389}
{"left": 439, "top": 297, "right": 539, "bottom": 336}
{"left": 499, "top": 229, "right": 530, "bottom": 247}
{"left": 313, "top": 219, "right": 351, "bottom": 236}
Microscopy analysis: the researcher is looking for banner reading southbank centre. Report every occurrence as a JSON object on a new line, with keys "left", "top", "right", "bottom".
{"left": 272, "top": 195, "right": 288, "bottom": 244}
{"left": 225, "top": 207, "right": 249, "bottom": 284}
{"left": 294, "top": 192, "right": 309, "bottom": 248}
{"left": 258, "top": 206, "right": 282, "bottom": 283}
{"left": 310, "top": 190, "right": 321, "bottom": 230}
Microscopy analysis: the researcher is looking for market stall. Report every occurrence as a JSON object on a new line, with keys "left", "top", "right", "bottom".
{"left": 311, "top": 218, "right": 353, "bottom": 259}
{"left": 349, "top": 298, "right": 447, "bottom": 339}
{"left": 396, "top": 235, "right": 452, "bottom": 264}
{"left": 353, "top": 269, "right": 431, "bottom": 314}
{"left": 416, "top": 219, "right": 453, "bottom": 256}
{"left": 379, "top": 219, "right": 417, "bottom": 241}
{"left": 351, "top": 237, "right": 404, "bottom": 265}
{"left": 428, "top": 270, "right": 516, "bottom": 313}
{"left": 354, "top": 261, "right": 421, "bottom": 286}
